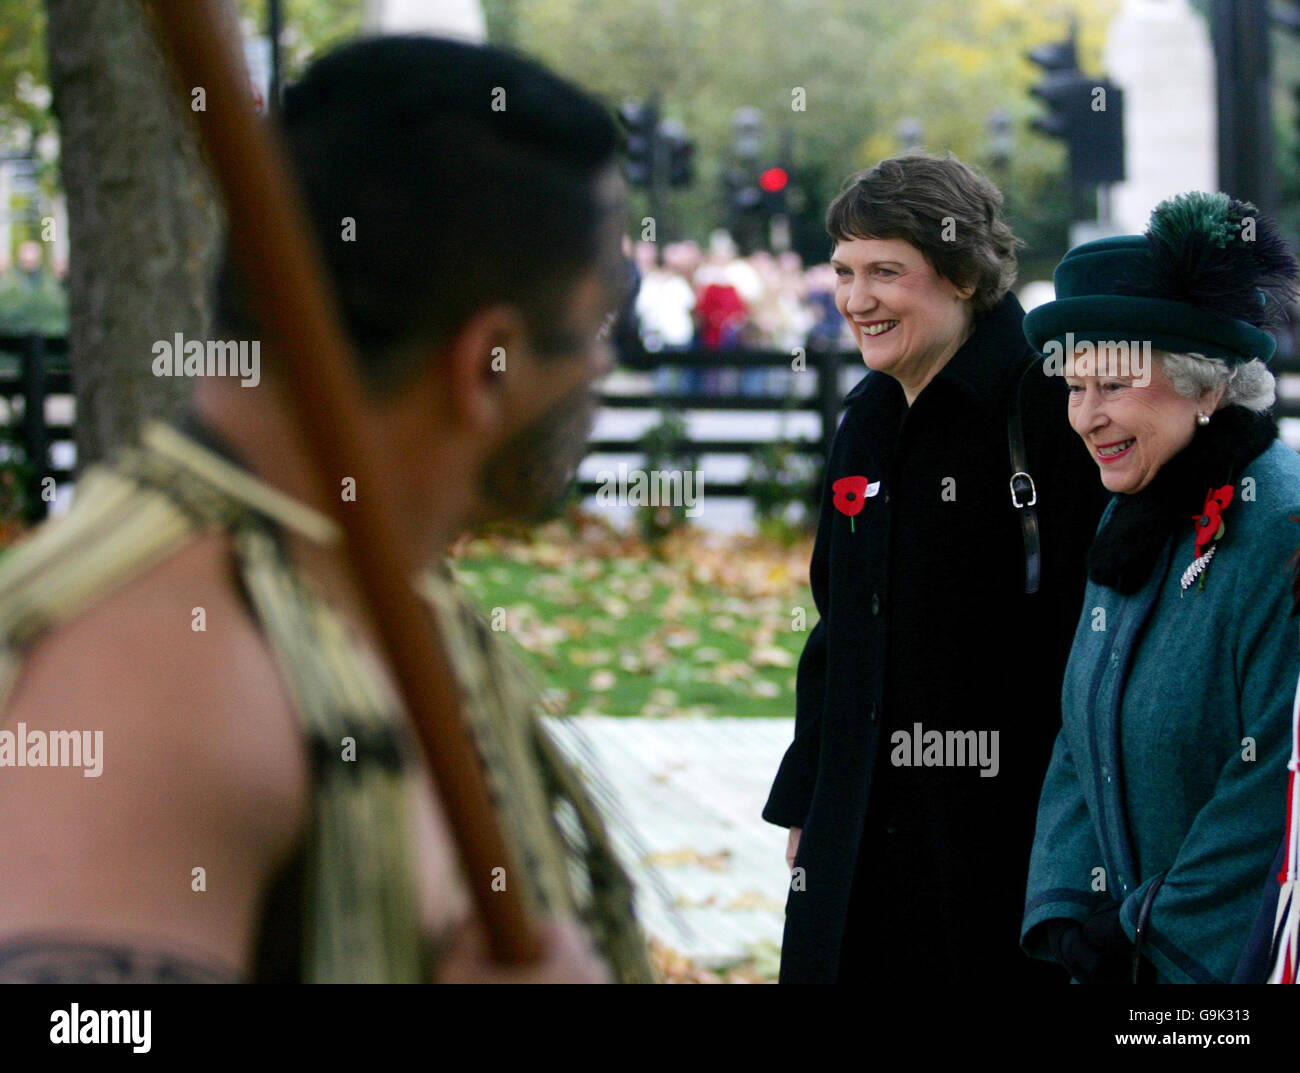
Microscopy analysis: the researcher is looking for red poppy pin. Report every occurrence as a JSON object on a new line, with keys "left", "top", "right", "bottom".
{"left": 832, "top": 475, "right": 880, "bottom": 533}
{"left": 1182, "top": 484, "right": 1233, "bottom": 592}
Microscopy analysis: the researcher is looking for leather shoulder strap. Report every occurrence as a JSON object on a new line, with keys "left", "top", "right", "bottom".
{"left": 1007, "top": 354, "right": 1042, "bottom": 595}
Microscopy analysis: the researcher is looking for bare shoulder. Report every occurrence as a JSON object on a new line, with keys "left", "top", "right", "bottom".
{"left": 0, "top": 531, "right": 309, "bottom": 977}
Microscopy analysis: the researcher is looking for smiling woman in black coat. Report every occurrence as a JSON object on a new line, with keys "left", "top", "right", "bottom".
{"left": 763, "top": 153, "right": 1108, "bottom": 984}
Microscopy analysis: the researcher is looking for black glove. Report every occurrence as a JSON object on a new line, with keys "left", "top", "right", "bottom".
{"left": 1045, "top": 905, "right": 1133, "bottom": 984}
{"left": 1083, "top": 903, "right": 1133, "bottom": 960}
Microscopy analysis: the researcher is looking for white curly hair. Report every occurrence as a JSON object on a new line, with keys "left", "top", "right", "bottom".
{"left": 1158, "top": 351, "right": 1275, "bottom": 413}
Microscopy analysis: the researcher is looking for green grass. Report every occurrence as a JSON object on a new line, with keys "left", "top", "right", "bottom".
{"left": 450, "top": 530, "right": 814, "bottom": 719}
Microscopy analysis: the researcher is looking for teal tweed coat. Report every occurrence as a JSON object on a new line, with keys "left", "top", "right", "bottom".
{"left": 1021, "top": 439, "right": 1300, "bottom": 983}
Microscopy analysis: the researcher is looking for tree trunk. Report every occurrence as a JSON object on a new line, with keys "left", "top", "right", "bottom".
{"left": 45, "top": 0, "right": 220, "bottom": 469}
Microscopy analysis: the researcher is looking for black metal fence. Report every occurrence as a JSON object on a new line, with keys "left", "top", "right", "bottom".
{"left": 0, "top": 336, "right": 865, "bottom": 517}
{"left": 579, "top": 346, "right": 862, "bottom": 500}
{"left": 7, "top": 334, "right": 1300, "bottom": 520}
{"left": 0, "top": 334, "right": 73, "bottom": 520}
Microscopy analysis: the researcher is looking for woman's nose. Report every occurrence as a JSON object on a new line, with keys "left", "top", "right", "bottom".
{"left": 1075, "top": 389, "right": 1106, "bottom": 432}
{"left": 845, "top": 277, "right": 876, "bottom": 314}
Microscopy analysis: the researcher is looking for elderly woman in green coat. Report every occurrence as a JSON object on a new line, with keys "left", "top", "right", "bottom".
{"left": 1020, "top": 192, "right": 1300, "bottom": 984}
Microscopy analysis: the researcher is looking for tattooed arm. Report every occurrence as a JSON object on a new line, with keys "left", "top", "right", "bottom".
{"left": 0, "top": 938, "right": 239, "bottom": 983}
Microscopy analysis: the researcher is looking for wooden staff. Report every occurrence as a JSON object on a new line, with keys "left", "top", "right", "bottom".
{"left": 145, "top": 0, "right": 540, "bottom": 965}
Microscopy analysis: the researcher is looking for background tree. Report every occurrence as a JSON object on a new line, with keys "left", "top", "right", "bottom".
{"left": 38, "top": 0, "right": 360, "bottom": 469}
{"left": 481, "top": 0, "right": 1118, "bottom": 279}
{"left": 0, "top": 0, "right": 50, "bottom": 135}
{"left": 45, "top": 0, "right": 221, "bottom": 467}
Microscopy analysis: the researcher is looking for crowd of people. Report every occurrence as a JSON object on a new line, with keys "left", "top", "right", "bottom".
{"left": 629, "top": 231, "right": 849, "bottom": 396}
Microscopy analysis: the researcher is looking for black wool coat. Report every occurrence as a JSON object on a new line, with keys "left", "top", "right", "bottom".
{"left": 763, "top": 293, "right": 1109, "bottom": 984}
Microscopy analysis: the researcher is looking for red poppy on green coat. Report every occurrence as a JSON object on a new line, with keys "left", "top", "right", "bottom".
{"left": 1193, "top": 485, "right": 1233, "bottom": 559}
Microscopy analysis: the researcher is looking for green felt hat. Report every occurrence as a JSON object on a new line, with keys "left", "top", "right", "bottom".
{"left": 1023, "top": 193, "right": 1298, "bottom": 366}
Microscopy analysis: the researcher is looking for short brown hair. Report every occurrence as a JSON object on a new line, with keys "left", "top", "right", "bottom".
{"left": 826, "top": 152, "right": 1022, "bottom": 313}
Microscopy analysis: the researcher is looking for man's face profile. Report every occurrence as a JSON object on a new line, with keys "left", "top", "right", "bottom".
{"left": 479, "top": 170, "right": 625, "bottom": 524}
{"left": 479, "top": 266, "right": 618, "bottom": 524}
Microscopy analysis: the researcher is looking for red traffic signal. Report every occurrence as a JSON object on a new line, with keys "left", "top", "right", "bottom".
{"left": 759, "top": 167, "right": 789, "bottom": 193}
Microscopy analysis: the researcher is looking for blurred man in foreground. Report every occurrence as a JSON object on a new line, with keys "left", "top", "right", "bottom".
{"left": 0, "top": 36, "right": 654, "bottom": 983}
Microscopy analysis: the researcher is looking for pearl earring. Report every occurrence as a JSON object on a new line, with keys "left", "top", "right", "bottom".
{"left": 1196, "top": 411, "right": 1210, "bottom": 426}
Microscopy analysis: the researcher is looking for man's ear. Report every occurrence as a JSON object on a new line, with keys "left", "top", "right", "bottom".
{"left": 443, "top": 303, "right": 530, "bottom": 435}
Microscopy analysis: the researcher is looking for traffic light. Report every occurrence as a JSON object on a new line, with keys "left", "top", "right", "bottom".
{"left": 1071, "top": 81, "right": 1123, "bottom": 185}
{"left": 759, "top": 166, "right": 789, "bottom": 215}
{"left": 618, "top": 101, "right": 695, "bottom": 189}
{"left": 726, "top": 168, "right": 761, "bottom": 216}
{"left": 619, "top": 99, "right": 658, "bottom": 187}
{"left": 660, "top": 118, "right": 695, "bottom": 187}
{"left": 669, "top": 140, "right": 694, "bottom": 186}
{"left": 1028, "top": 34, "right": 1124, "bottom": 186}
{"left": 1028, "top": 35, "right": 1081, "bottom": 139}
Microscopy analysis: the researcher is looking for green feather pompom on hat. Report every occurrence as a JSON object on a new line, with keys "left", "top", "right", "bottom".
{"left": 1023, "top": 191, "right": 1299, "bottom": 365}
{"left": 1149, "top": 190, "right": 1239, "bottom": 252}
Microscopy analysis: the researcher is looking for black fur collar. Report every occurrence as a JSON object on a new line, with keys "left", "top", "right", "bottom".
{"left": 1088, "top": 405, "right": 1278, "bottom": 594}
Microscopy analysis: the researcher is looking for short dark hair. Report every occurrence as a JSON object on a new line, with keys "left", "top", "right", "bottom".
{"left": 825, "top": 152, "right": 1022, "bottom": 313}
{"left": 213, "top": 36, "right": 622, "bottom": 393}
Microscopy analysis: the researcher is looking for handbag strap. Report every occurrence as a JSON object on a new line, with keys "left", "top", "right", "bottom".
{"left": 1132, "top": 873, "right": 1167, "bottom": 984}
{"left": 1007, "top": 355, "right": 1041, "bottom": 595}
